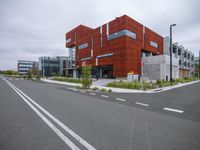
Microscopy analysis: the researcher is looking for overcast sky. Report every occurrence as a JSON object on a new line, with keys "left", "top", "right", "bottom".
{"left": 0, "top": 0, "right": 200, "bottom": 70}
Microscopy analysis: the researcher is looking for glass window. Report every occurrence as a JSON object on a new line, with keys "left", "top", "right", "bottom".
{"left": 68, "top": 46, "right": 76, "bottom": 68}
{"left": 184, "top": 52, "right": 187, "bottom": 58}
{"left": 178, "top": 48, "right": 181, "bottom": 55}
{"left": 78, "top": 43, "right": 88, "bottom": 50}
{"left": 188, "top": 54, "right": 190, "bottom": 59}
{"left": 96, "top": 53, "right": 113, "bottom": 58}
{"left": 150, "top": 41, "right": 158, "bottom": 48}
{"left": 66, "top": 38, "right": 71, "bottom": 43}
{"left": 125, "top": 30, "right": 136, "bottom": 39}
{"left": 107, "top": 29, "right": 136, "bottom": 41}
{"left": 191, "top": 55, "right": 194, "bottom": 60}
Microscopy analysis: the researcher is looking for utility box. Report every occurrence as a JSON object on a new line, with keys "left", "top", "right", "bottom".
{"left": 127, "top": 72, "right": 139, "bottom": 82}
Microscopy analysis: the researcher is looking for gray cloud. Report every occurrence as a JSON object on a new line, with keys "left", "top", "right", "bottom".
{"left": 0, "top": 0, "right": 200, "bottom": 70}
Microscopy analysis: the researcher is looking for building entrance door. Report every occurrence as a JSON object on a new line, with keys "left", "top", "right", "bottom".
{"left": 101, "top": 65, "right": 113, "bottom": 78}
{"left": 92, "top": 65, "right": 113, "bottom": 78}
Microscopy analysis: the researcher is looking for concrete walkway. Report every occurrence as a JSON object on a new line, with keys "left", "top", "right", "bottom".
{"left": 41, "top": 78, "right": 200, "bottom": 94}
{"left": 41, "top": 78, "right": 82, "bottom": 87}
{"left": 92, "top": 79, "right": 115, "bottom": 86}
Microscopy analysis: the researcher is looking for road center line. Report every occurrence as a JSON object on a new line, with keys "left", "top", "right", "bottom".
{"left": 101, "top": 95, "right": 109, "bottom": 98}
{"left": 5, "top": 80, "right": 80, "bottom": 150}
{"left": 163, "top": 107, "right": 184, "bottom": 113}
{"left": 115, "top": 98, "right": 126, "bottom": 102}
{"left": 5, "top": 79, "right": 96, "bottom": 150}
{"left": 135, "top": 102, "right": 149, "bottom": 107}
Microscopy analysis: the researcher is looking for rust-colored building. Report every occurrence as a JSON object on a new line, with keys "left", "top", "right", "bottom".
{"left": 65, "top": 15, "right": 163, "bottom": 78}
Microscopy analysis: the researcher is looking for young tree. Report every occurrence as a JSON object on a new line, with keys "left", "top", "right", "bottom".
{"left": 27, "top": 68, "right": 40, "bottom": 79}
{"left": 81, "top": 66, "right": 92, "bottom": 88}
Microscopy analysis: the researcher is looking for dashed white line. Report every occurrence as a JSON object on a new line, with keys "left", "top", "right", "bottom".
{"left": 89, "top": 93, "right": 96, "bottom": 96}
{"left": 163, "top": 107, "right": 184, "bottom": 113}
{"left": 115, "top": 98, "right": 127, "bottom": 102}
{"left": 101, "top": 95, "right": 109, "bottom": 98}
{"left": 135, "top": 102, "right": 149, "bottom": 107}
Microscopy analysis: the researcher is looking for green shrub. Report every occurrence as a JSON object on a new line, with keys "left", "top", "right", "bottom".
{"left": 142, "top": 82, "right": 154, "bottom": 90}
{"left": 107, "top": 81, "right": 142, "bottom": 90}
{"left": 6, "top": 75, "right": 22, "bottom": 78}
{"left": 175, "top": 77, "right": 198, "bottom": 84}
{"left": 133, "top": 82, "right": 141, "bottom": 89}
{"left": 81, "top": 66, "right": 92, "bottom": 88}
{"left": 156, "top": 80, "right": 161, "bottom": 85}
{"left": 92, "top": 87, "right": 99, "bottom": 91}
{"left": 36, "top": 75, "right": 41, "bottom": 80}
{"left": 101, "top": 88, "right": 107, "bottom": 92}
{"left": 107, "top": 77, "right": 198, "bottom": 90}
{"left": 52, "top": 77, "right": 82, "bottom": 83}
{"left": 3, "top": 70, "right": 18, "bottom": 75}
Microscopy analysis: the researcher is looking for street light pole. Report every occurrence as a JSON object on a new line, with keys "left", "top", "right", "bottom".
{"left": 170, "top": 24, "right": 176, "bottom": 82}
{"left": 43, "top": 57, "right": 44, "bottom": 78}
{"left": 199, "top": 51, "right": 200, "bottom": 79}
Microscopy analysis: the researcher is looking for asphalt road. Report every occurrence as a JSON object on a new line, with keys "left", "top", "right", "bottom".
{"left": 0, "top": 76, "right": 200, "bottom": 150}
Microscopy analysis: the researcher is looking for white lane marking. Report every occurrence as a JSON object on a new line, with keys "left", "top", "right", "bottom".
{"left": 5, "top": 80, "right": 80, "bottom": 150}
{"left": 89, "top": 93, "right": 96, "bottom": 96}
{"left": 163, "top": 107, "right": 184, "bottom": 113}
{"left": 80, "top": 91, "right": 85, "bottom": 93}
{"left": 135, "top": 102, "right": 149, "bottom": 107}
{"left": 115, "top": 98, "right": 126, "bottom": 102}
{"left": 5, "top": 79, "right": 96, "bottom": 150}
{"left": 101, "top": 95, "right": 109, "bottom": 98}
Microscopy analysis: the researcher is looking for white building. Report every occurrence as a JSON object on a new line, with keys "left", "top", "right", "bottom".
{"left": 17, "top": 60, "right": 38, "bottom": 75}
{"left": 164, "top": 36, "right": 195, "bottom": 78}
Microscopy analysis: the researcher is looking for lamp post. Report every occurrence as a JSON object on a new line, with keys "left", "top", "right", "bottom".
{"left": 43, "top": 57, "right": 45, "bottom": 78}
{"left": 199, "top": 51, "right": 200, "bottom": 79}
{"left": 170, "top": 24, "right": 176, "bottom": 82}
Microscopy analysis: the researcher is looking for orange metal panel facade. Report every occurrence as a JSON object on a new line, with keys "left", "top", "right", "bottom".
{"left": 65, "top": 15, "right": 163, "bottom": 78}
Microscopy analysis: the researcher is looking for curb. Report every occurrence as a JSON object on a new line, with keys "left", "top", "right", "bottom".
{"left": 41, "top": 78, "right": 200, "bottom": 94}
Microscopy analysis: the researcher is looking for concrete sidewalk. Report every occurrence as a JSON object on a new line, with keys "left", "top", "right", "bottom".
{"left": 41, "top": 78, "right": 200, "bottom": 93}
{"left": 41, "top": 78, "right": 82, "bottom": 87}
{"left": 92, "top": 79, "right": 115, "bottom": 86}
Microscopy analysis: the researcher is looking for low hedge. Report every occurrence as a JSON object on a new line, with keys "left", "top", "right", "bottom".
{"left": 5, "top": 75, "right": 24, "bottom": 78}
{"left": 51, "top": 77, "right": 82, "bottom": 84}
{"left": 175, "top": 77, "right": 198, "bottom": 83}
{"left": 107, "top": 77, "right": 199, "bottom": 90}
{"left": 107, "top": 81, "right": 155, "bottom": 90}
